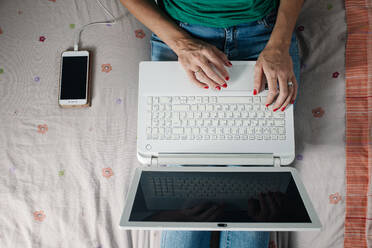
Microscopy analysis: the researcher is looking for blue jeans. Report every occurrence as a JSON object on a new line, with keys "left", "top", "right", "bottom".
{"left": 161, "top": 231, "right": 270, "bottom": 248}
{"left": 151, "top": 8, "right": 299, "bottom": 248}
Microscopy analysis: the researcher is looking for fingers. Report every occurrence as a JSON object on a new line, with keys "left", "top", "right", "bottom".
{"left": 264, "top": 73, "right": 279, "bottom": 107}
{"left": 207, "top": 48, "right": 230, "bottom": 80}
{"left": 271, "top": 74, "right": 289, "bottom": 111}
{"left": 186, "top": 70, "right": 209, "bottom": 89}
{"left": 280, "top": 82, "right": 295, "bottom": 111}
{"left": 290, "top": 76, "right": 298, "bottom": 104}
{"left": 199, "top": 59, "right": 226, "bottom": 87}
{"left": 196, "top": 69, "right": 222, "bottom": 90}
{"left": 253, "top": 64, "right": 263, "bottom": 95}
{"left": 208, "top": 59, "right": 230, "bottom": 84}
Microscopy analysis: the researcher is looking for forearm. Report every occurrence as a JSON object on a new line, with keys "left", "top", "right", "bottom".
{"left": 266, "top": 0, "right": 304, "bottom": 50}
{"left": 119, "top": 0, "right": 192, "bottom": 53}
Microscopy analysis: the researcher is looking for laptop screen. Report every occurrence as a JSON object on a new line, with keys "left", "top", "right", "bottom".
{"left": 129, "top": 171, "right": 311, "bottom": 223}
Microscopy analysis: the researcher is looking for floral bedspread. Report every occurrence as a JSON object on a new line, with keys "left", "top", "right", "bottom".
{"left": 0, "top": 0, "right": 347, "bottom": 247}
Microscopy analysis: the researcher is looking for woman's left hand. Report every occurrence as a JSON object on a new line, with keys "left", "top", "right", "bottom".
{"left": 253, "top": 45, "right": 297, "bottom": 111}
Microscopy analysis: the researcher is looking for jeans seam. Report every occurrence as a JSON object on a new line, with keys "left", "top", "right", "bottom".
{"left": 225, "top": 231, "right": 231, "bottom": 248}
{"left": 233, "top": 26, "right": 237, "bottom": 54}
{"left": 161, "top": 231, "right": 167, "bottom": 248}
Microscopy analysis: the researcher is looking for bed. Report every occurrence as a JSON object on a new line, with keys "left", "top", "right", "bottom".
{"left": 0, "top": 0, "right": 370, "bottom": 247}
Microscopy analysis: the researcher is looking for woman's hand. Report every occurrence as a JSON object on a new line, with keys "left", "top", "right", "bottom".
{"left": 254, "top": 45, "right": 298, "bottom": 111}
{"left": 173, "top": 38, "right": 232, "bottom": 90}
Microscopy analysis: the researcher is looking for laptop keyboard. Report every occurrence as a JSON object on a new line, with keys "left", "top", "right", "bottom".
{"left": 146, "top": 96, "right": 286, "bottom": 141}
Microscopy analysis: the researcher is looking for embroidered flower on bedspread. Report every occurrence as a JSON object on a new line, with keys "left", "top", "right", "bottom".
{"left": 39, "top": 36, "right": 46, "bottom": 42}
{"left": 33, "top": 210, "right": 46, "bottom": 222}
{"left": 332, "top": 72, "right": 340, "bottom": 78}
{"left": 69, "top": 24, "right": 75, "bottom": 29}
{"left": 327, "top": 4, "right": 333, "bottom": 10}
{"left": 102, "top": 168, "right": 114, "bottom": 178}
{"left": 297, "top": 25, "right": 304, "bottom": 32}
{"left": 0, "top": 68, "right": 4, "bottom": 74}
{"left": 48, "top": 0, "right": 56, "bottom": 2}
{"left": 37, "top": 124, "right": 48, "bottom": 134}
{"left": 312, "top": 107, "right": 325, "bottom": 118}
{"left": 268, "top": 241, "right": 277, "bottom": 248}
{"left": 135, "top": 29, "right": 146, "bottom": 39}
{"left": 329, "top": 193, "right": 342, "bottom": 204}
{"left": 296, "top": 154, "right": 303, "bottom": 160}
{"left": 101, "top": 64, "right": 112, "bottom": 73}
{"left": 34, "top": 76, "right": 40, "bottom": 82}
{"left": 18, "top": 10, "right": 23, "bottom": 15}
{"left": 59, "top": 170, "right": 65, "bottom": 176}
{"left": 0, "top": 27, "right": 3, "bottom": 35}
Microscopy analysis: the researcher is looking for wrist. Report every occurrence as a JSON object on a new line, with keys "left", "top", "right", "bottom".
{"left": 168, "top": 37, "right": 199, "bottom": 55}
{"left": 265, "top": 39, "right": 291, "bottom": 51}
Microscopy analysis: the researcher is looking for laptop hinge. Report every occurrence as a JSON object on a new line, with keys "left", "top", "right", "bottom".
{"left": 153, "top": 153, "right": 274, "bottom": 166}
{"left": 274, "top": 157, "right": 281, "bottom": 167}
{"left": 151, "top": 156, "right": 159, "bottom": 167}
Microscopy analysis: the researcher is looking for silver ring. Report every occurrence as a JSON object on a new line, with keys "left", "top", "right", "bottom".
{"left": 194, "top": 68, "right": 201, "bottom": 74}
{"left": 287, "top": 81, "right": 293, "bottom": 87}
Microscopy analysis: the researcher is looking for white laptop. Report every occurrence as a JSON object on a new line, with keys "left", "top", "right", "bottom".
{"left": 119, "top": 61, "right": 321, "bottom": 231}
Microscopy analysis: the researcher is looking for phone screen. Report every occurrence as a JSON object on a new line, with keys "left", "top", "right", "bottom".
{"left": 60, "top": 56, "right": 88, "bottom": 100}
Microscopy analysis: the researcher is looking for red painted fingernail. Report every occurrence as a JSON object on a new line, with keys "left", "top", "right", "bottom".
{"left": 228, "top": 62, "right": 232, "bottom": 66}
{"left": 265, "top": 104, "right": 269, "bottom": 107}
{"left": 290, "top": 100, "right": 295, "bottom": 104}
{"left": 281, "top": 107, "right": 286, "bottom": 111}
{"left": 216, "top": 86, "right": 221, "bottom": 91}
{"left": 225, "top": 76, "right": 229, "bottom": 81}
{"left": 222, "top": 83, "right": 227, "bottom": 88}
{"left": 204, "top": 86, "right": 209, "bottom": 89}
{"left": 253, "top": 89, "right": 257, "bottom": 95}
{"left": 273, "top": 108, "right": 278, "bottom": 112}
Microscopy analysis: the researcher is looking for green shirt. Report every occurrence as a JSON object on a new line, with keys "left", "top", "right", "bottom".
{"left": 159, "top": 0, "right": 278, "bottom": 28}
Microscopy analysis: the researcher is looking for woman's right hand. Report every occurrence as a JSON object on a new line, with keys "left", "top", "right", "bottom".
{"left": 173, "top": 37, "right": 232, "bottom": 90}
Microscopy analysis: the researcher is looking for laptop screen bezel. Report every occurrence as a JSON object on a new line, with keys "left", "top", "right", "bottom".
{"left": 119, "top": 166, "right": 321, "bottom": 231}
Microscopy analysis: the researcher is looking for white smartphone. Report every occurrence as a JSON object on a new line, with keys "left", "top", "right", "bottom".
{"left": 59, "top": 50, "right": 91, "bottom": 108}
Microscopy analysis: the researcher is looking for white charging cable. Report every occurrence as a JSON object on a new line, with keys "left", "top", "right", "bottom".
{"left": 74, "top": 0, "right": 117, "bottom": 51}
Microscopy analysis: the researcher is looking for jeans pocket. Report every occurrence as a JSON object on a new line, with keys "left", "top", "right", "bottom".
{"left": 257, "top": 9, "right": 277, "bottom": 29}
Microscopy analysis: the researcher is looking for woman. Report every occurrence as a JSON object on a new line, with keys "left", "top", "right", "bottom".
{"left": 120, "top": 0, "right": 303, "bottom": 246}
